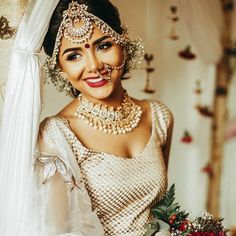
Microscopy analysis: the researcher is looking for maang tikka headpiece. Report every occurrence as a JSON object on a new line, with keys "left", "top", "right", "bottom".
{"left": 44, "top": 0, "right": 144, "bottom": 95}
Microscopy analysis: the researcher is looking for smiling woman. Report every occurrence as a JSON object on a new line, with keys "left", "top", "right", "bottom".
{"left": 0, "top": 0, "right": 173, "bottom": 236}
{"left": 58, "top": 26, "right": 125, "bottom": 100}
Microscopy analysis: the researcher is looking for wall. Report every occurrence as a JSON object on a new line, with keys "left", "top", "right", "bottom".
{"left": 112, "top": 0, "right": 236, "bottom": 227}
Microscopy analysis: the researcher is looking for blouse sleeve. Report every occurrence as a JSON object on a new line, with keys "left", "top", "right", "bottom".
{"left": 153, "top": 101, "right": 174, "bottom": 168}
{"left": 34, "top": 118, "right": 105, "bottom": 236}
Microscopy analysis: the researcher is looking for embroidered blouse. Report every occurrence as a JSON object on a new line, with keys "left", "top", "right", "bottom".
{"left": 35, "top": 100, "right": 173, "bottom": 236}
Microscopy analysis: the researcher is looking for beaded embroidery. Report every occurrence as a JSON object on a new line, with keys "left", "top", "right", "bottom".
{"left": 36, "top": 152, "right": 81, "bottom": 191}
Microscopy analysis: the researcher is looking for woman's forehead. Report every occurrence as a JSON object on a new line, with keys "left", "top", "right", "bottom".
{"left": 60, "top": 24, "right": 110, "bottom": 48}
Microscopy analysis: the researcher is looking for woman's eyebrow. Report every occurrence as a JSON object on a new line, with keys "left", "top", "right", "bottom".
{"left": 62, "top": 35, "right": 110, "bottom": 56}
{"left": 62, "top": 47, "right": 82, "bottom": 56}
{"left": 92, "top": 35, "right": 110, "bottom": 45}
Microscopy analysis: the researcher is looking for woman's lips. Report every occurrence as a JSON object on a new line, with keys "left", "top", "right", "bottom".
{"left": 85, "top": 77, "right": 108, "bottom": 88}
{"left": 85, "top": 71, "right": 109, "bottom": 88}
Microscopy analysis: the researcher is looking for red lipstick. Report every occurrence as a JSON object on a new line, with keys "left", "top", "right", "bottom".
{"left": 84, "top": 71, "right": 109, "bottom": 88}
{"left": 86, "top": 79, "right": 108, "bottom": 88}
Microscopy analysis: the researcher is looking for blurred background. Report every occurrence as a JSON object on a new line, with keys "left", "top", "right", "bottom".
{"left": 0, "top": 0, "right": 236, "bottom": 234}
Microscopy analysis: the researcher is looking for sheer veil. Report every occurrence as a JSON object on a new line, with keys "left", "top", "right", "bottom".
{"left": 0, "top": 0, "right": 59, "bottom": 235}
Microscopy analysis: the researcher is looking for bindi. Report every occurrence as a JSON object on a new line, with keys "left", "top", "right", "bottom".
{"left": 85, "top": 43, "right": 90, "bottom": 49}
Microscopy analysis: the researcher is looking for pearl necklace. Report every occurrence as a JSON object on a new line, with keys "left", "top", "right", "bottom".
{"left": 74, "top": 92, "right": 142, "bottom": 135}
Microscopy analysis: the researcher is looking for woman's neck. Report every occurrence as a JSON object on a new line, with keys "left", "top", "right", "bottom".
{"left": 81, "top": 88, "right": 126, "bottom": 108}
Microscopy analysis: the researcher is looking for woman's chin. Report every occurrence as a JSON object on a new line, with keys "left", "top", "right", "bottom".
{"left": 80, "top": 80, "right": 122, "bottom": 101}
{"left": 82, "top": 86, "right": 115, "bottom": 101}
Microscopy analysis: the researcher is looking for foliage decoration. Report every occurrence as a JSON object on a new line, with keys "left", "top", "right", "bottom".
{"left": 145, "top": 184, "right": 229, "bottom": 236}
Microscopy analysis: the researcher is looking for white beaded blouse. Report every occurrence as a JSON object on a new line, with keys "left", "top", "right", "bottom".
{"left": 35, "top": 100, "right": 172, "bottom": 236}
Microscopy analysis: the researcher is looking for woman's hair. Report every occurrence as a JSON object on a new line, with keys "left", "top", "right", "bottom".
{"left": 43, "top": 0, "right": 123, "bottom": 57}
{"left": 43, "top": 0, "right": 125, "bottom": 97}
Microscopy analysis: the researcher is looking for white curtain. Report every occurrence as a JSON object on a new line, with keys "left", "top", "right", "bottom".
{"left": 178, "top": 0, "right": 224, "bottom": 64}
{"left": 0, "top": 0, "right": 59, "bottom": 235}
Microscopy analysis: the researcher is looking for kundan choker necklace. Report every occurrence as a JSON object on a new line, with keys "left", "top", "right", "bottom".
{"left": 74, "top": 91, "right": 142, "bottom": 135}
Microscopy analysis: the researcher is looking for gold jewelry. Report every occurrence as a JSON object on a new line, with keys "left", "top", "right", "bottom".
{"left": 74, "top": 91, "right": 142, "bottom": 135}
{"left": 48, "top": 1, "right": 128, "bottom": 70}
{"left": 98, "top": 61, "right": 126, "bottom": 85}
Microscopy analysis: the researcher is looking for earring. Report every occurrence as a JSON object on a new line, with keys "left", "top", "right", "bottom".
{"left": 43, "top": 58, "right": 73, "bottom": 95}
{"left": 123, "top": 38, "right": 144, "bottom": 72}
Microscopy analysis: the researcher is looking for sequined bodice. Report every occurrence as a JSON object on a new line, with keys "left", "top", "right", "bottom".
{"left": 54, "top": 100, "right": 168, "bottom": 236}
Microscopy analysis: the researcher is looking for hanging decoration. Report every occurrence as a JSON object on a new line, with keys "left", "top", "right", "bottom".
{"left": 202, "top": 163, "right": 213, "bottom": 177}
{"left": 194, "top": 80, "right": 214, "bottom": 118}
{"left": 168, "top": 5, "right": 179, "bottom": 40}
{"left": 225, "top": 40, "right": 236, "bottom": 57}
{"left": 143, "top": 53, "right": 155, "bottom": 94}
{"left": 145, "top": 184, "right": 228, "bottom": 236}
{"left": 178, "top": 45, "right": 196, "bottom": 60}
{"left": 0, "top": 16, "right": 16, "bottom": 40}
{"left": 196, "top": 105, "right": 214, "bottom": 118}
{"left": 181, "top": 130, "right": 193, "bottom": 143}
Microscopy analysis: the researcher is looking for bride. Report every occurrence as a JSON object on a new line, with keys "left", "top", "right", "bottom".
{"left": 0, "top": 0, "right": 173, "bottom": 235}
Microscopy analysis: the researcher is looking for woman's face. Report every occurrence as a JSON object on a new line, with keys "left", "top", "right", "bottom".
{"left": 58, "top": 23, "right": 125, "bottom": 101}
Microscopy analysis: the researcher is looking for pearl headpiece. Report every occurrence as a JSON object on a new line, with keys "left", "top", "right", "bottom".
{"left": 48, "top": 1, "right": 128, "bottom": 70}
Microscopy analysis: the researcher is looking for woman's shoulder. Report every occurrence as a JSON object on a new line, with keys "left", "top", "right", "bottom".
{"left": 133, "top": 98, "right": 172, "bottom": 119}
{"left": 149, "top": 99, "right": 173, "bottom": 118}
{"left": 39, "top": 115, "right": 69, "bottom": 138}
{"left": 40, "top": 115, "right": 66, "bottom": 127}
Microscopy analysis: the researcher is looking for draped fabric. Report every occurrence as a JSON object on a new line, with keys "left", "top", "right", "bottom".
{"left": 178, "top": 0, "right": 224, "bottom": 64}
{"left": 35, "top": 118, "right": 105, "bottom": 236}
{"left": 0, "top": 0, "right": 106, "bottom": 234}
{"left": 0, "top": 1, "right": 60, "bottom": 235}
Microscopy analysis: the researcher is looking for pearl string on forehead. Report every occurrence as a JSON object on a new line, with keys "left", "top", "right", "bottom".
{"left": 47, "top": 1, "right": 128, "bottom": 70}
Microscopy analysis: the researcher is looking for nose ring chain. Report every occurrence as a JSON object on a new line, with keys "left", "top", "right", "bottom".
{"left": 97, "top": 60, "right": 126, "bottom": 85}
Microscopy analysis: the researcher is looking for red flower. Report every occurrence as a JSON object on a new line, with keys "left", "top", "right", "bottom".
{"left": 178, "top": 220, "right": 189, "bottom": 231}
{"left": 170, "top": 214, "right": 177, "bottom": 221}
{"left": 181, "top": 130, "right": 193, "bottom": 143}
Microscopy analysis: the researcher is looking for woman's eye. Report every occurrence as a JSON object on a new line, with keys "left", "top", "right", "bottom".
{"left": 97, "top": 42, "right": 113, "bottom": 51}
{"left": 66, "top": 53, "right": 81, "bottom": 61}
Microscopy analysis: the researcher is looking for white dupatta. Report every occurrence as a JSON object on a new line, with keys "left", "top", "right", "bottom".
{"left": 0, "top": 0, "right": 104, "bottom": 235}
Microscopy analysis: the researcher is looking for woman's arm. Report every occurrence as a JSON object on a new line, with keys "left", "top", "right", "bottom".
{"left": 34, "top": 117, "right": 105, "bottom": 236}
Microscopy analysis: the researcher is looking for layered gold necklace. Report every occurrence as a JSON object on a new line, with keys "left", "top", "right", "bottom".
{"left": 74, "top": 91, "right": 142, "bottom": 135}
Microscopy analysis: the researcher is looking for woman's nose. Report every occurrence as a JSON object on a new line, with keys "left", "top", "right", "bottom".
{"left": 85, "top": 52, "right": 103, "bottom": 73}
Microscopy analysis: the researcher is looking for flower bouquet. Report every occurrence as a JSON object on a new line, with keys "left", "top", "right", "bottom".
{"left": 145, "top": 185, "right": 228, "bottom": 236}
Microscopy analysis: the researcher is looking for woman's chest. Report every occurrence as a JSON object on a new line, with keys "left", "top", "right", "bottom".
{"left": 71, "top": 118, "right": 152, "bottom": 158}
{"left": 80, "top": 145, "right": 166, "bottom": 190}
{"left": 78, "top": 139, "right": 167, "bottom": 216}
